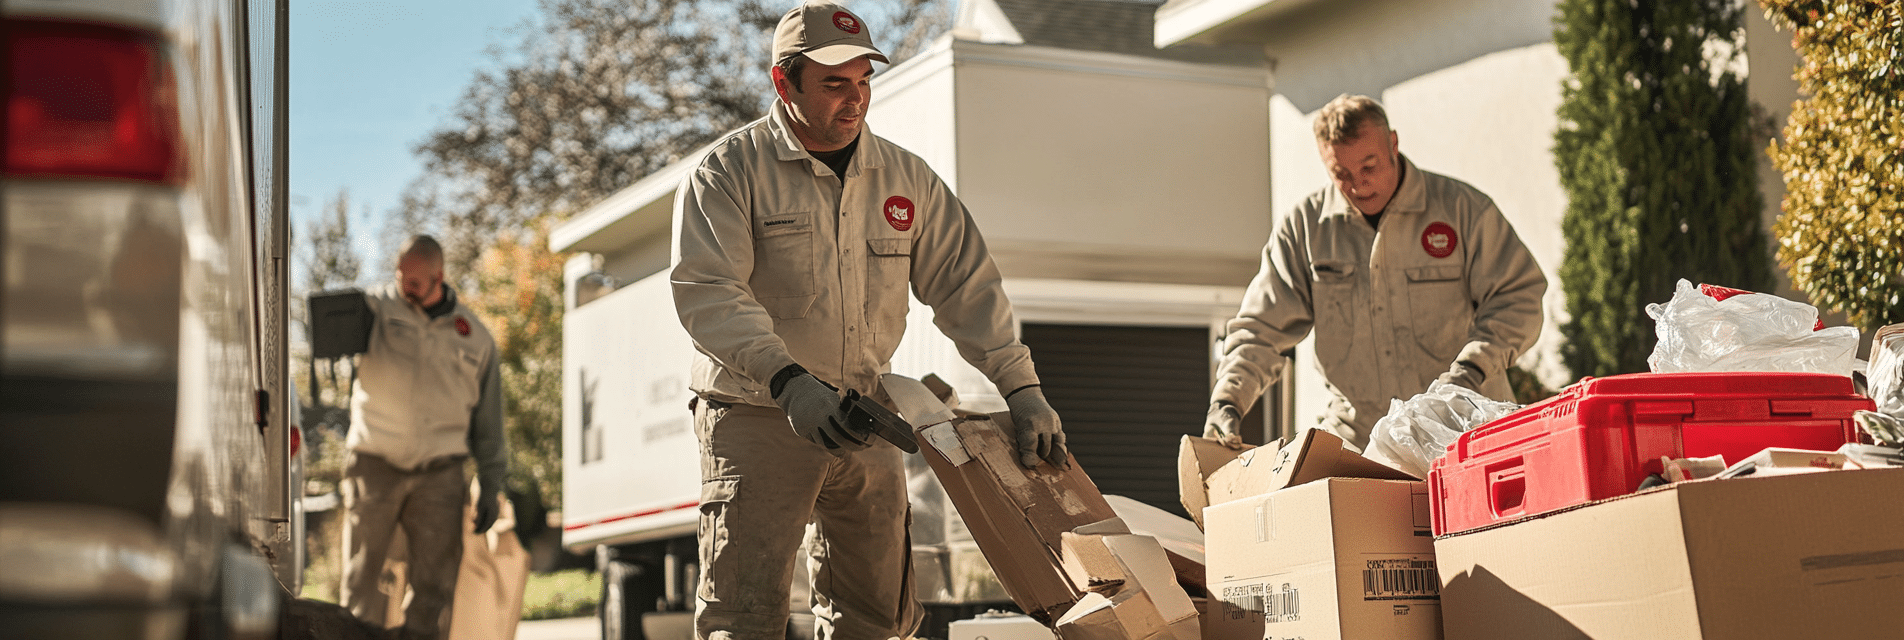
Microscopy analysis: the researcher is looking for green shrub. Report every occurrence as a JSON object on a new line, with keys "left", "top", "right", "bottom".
{"left": 1759, "top": 0, "right": 1904, "bottom": 331}
{"left": 521, "top": 568, "right": 601, "bottom": 621}
{"left": 1553, "top": 0, "right": 1775, "bottom": 378}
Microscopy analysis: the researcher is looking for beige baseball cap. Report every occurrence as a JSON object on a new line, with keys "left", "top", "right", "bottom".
{"left": 773, "top": 2, "right": 888, "bottom": 66}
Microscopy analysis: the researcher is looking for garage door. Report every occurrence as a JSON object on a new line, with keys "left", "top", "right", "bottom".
{"left": 1019, "top": 323, "right": 1216, "bottom": 518}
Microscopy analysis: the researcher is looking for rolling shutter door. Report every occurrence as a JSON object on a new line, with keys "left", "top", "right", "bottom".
{"left": 1019, "top": 323, "right": 1210, "bottom": 518}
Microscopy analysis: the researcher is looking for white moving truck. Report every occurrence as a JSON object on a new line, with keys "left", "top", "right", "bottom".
{"left": 557, "top": 22, "right": 1280, "bottom": 640}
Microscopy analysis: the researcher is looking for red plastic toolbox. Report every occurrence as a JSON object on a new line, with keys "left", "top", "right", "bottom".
{"left": 1428, "top": 372, "right": 1870, "bottom": 536}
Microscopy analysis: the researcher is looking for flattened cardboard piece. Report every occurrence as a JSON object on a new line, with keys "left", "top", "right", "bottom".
{"left": 1178, "top": 436, "right": 1258, "bottom": 529}
{"left": 1205, "top": 478, "right": 1441, "bottom": 640}
{"left": 918, "top": 412, "right": 1118, "bottom": 623}
{"left": 1435, "top": 467, "right": 1904, "bottom": 640}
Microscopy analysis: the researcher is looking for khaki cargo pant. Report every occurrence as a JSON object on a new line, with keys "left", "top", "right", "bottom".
{"left": 341, "top": 451, "right": 466, "bottom": 639}
{"left": 694, "top": 400, "right": 922, "bottom": 640}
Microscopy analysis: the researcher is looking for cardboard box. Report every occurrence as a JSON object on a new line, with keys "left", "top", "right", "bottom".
{"left": 1436, "top": 467, "right": 1904, "bottom": 639}
{"left": 919, "top": 412, "right": 1119, "bottom": 622}
{"left": 1205, "top": 478, "right": 1441, "bottom": 640}
{"left": 949, "top": 614, "right": 1054, "bottom": 640}
{"left": 1191, "top": 596, "right": 1263, "bottom": 640}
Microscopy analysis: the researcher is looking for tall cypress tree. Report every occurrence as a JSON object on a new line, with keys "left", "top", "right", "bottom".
{"left": 1554, "top": 0, "right": 1773, "bottom": 379}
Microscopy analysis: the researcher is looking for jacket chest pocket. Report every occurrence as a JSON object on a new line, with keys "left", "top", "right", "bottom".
{"left": 866, "top": 237, "right": 912, "bottom": 335}
{"left": 754, "top": 212, "right": 817, "bottom": 318}
{"left": 1405, "top": 264, "right": 1470, "bottom": 360}
{"left": 1310, "top": 261, "right": 1357, "bottom": 368}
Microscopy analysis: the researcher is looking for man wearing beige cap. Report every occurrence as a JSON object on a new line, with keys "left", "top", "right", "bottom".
{"left": 670, "top": 3, "right": 1070, "bottom": 640}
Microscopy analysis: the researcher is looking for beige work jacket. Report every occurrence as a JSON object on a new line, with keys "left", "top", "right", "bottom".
{"left": 671, "top": 102, "right": 1038, "bottom": 407}
{"left": 348, "top": 284, "right": 505, "bottom": 483}
{"left": 1213, "top": 156, "right": 1547, "bottom": 448}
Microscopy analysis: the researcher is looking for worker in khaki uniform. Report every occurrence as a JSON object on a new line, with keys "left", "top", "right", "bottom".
{"left": 1205, "top": 95, "right": 1547, "bottom": 451}
{"left": 343, "top": 235, "right": 506, "bottom": 640}
{"left": 670, "top": 3, "right": 1069, "bottom": 639}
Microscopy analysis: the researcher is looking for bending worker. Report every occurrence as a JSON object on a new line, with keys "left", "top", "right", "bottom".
{"left": 670, "top": 3, "right": 1069, "bottom": 639}
{"left": 1206, "top": 95, "right": 1547, "bottom": 451}
{"left": 341, "top": 235, "right": 506, "bottom": 640}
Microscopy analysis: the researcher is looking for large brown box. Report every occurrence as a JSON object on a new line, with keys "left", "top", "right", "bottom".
{"left": 1205, "top": 478, "right": 1441, "bottom": 640}
{"left": 1435, "top": 467, "right": 1904, "bottom": 639}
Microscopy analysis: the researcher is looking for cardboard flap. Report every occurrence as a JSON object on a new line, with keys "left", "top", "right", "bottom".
{"left": 1204, "top": 430, "right": 1418, "bottom": 512}
{"left": 1273, "top": 429, "right": 1420, "bottom": 487}
{"left": 1178, "top": 436, "right": 1259, "bottom": 529}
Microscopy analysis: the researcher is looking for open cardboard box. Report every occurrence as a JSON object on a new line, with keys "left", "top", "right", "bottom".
{"left": 1436, "top": 467, "right": 1904, "bottom": 639}
{"left": 1181, "top": 429, "right": 1417, "bottom": 531}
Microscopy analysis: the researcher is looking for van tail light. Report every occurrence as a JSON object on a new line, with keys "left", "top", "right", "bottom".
{"left": 4, "top": 19, "right": 183, "bottom": 183}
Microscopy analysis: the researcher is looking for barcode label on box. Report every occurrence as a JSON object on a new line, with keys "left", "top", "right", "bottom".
{"left": 1219, "top": 582, "right": 1301, "bottom": 624}
{"left": 1361, "top": 558, "right": 1439, "bottom": 600}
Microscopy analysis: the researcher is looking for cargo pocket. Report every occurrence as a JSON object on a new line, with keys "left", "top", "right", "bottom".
{"left": 1405, "top": 264, "right": 1470, "bottom": 361}
{"left": 696, "top": 475, "right": 741, "bottom": 602}
{"left": 866, "top": 238, "right": 912, "bottom": 335}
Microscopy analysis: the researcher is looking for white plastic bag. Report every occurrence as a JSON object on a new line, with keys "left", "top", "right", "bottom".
{"left": 1364, "top": 380, "right": 1521, "bottom": 478}
{"left": 1645, "top": 279, "right": 1860, "bottom": 375}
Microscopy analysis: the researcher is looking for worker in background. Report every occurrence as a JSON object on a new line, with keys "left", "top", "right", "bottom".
{"left": 341, "top": 235, "right": 506, "bottom": 640}
{"left": 1205, "top": 94, "right": 1547, "bottom": 451}
{"left": 670, "top": 2, "right": 1069, "bottom": 639}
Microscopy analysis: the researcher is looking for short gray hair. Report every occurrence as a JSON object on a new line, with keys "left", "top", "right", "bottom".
{"left": 1313, "top": 94, "right": 1391, "bottom": 144}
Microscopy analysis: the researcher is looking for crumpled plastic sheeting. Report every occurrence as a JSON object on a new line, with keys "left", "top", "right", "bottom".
{"left": 1855, "top": 327, "right": 1904, "bottom": 445}
{"left": 1364, "top": 380, "right": 1522, "bottom": 479}
{"left": 1645, "top": 279, "right": 1860, "bottom": 375}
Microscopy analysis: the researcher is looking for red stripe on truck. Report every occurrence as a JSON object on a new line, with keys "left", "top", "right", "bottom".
{"left": 564, "top": 500, "right": 701, "bottom": 532}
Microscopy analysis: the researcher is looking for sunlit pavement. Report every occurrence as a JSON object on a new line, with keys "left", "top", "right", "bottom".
{"left": 516, "top": 616, "right": 599, "bottom": 640}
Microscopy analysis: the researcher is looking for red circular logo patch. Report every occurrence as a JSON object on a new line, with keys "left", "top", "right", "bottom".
{"left": 832, "top": 11, "right": 860, "bottom": 34}
{"left": 455, "top": 317, "right": 471, "bottom": 337}
{"left": 1421, "top": 222, "right": 1458, "bottom": 259}
{"left": 883, "top": 196, "right": 914, "bottom": 231}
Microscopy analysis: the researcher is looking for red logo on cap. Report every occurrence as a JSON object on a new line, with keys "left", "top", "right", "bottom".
{"left": 883, "top": 196, "right": 914, "bottom": 231}
{"left": 833, "top": 12, "right": 860, "bottom": 34}
{"left": 455, "top": 317, "right": 471, "bottom": 337}
{"left": 1422, "top": 222, "right": 1458, "bottom": 258}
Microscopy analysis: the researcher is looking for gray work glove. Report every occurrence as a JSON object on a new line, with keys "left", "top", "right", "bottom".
{"left": 771, "top": 367, "right": 867, "bottom": 456}
{"left": 1203, "top": 401, "right": 1246, "bottom": 449}
{"left": 1007, "top": 386, "right": 1070, "bottom": 469}
{"left": 473, "top": 481, "right": 500, "bottom": 534}
{"left": 1436, "top": 361, "right": 1486, "bottom": 393}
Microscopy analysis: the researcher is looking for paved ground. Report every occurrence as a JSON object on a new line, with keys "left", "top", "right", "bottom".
{"left": 517, "top": 616, "right": 599, "bottom": 640}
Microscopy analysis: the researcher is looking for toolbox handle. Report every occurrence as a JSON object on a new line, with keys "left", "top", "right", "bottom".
{"left": 1488, "top": 462, "right": 1528, "bottom": 518}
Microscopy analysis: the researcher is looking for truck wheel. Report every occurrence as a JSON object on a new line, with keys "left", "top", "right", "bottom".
{"left": 601, "top": 559, "right": 660, "bottom": 640}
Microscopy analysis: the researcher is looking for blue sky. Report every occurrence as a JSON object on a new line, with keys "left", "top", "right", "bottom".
{"left": 290, "top": 0, "right": 541, "bottom": 270}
